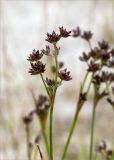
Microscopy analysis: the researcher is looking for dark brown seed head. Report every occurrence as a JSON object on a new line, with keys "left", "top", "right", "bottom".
{"left": 79, "top": 52, "right": 90, "bottom": 62}
{"left": 58, "top": 69, "right": 72, "bottom": 81}
{"left": 98, "top": 40, "right": 109, "bottom": 50}
{"left": 45, "top": 77, "right": 56, "bottom": 86}
{"left": 37, "top": 94, "right": 48, "bottom": 107}
{"left": 72, "top": 26, "right": 81, "bottom": 37}
{"left": 88, "top": 60, "right": 100, "bottom": 73}
{"left": 93, "top": 74, "right": 102, "bottom": 85}
{"left": 96, "top": 140, "right": 107, "bottom": 152}
{"left": 101, "top": 50, "right": 110, "bottom": 64}
{"left": 45, "top": 31, "right": 60, "bottom": 44}
{"left": 27, "top": 50, "right": 43, "bottom": 62}
{"left": 35, "top": 94, "right": 49, "bottom": 116}
{"left": 81, "top": 30, "right": 93, "bottom": 41}
{"left": 29, "top": 61, "right": 46, "bottom": 75}
{"left": 59, "top": 61, "right": 64, "bottom": 69}
{"left": 59, "top": 26, "right": 71, "bottom": 38}
{"left": 89, "top": 47, "right": 101, "bottom": 60}
{"left": 41, "top": 45, "right": 50, "bottom": 56}
{"left": 107, "top": 149, "right": 113, "bottom": 156}
{"left": 23, "top": 115, "right": 33, "bottom": 125}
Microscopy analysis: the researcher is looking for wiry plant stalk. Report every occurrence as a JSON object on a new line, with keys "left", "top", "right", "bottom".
{"left": 49, "top": 44, "right": 58, "bottom": 160}
{"left": 62, "top": 71, "right": 92, "bottom": 160}
{"left": 25, "top": 125, "right": 31, "bottom": 160}
{"left": 39, "top": 118, "right": 50, "bottom": 156}
{"left": 89, "top": 86, "right": 99, "bottom": 160}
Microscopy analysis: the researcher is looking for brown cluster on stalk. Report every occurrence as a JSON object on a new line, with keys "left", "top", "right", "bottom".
{"left": 96, "top": 140, "right": 114, "bottom": 160}
{"left": 72, "top": 27, "right": 114, "bottom": 109}
{"left": 23, "top": 26, "right": 114, "bottom": 160}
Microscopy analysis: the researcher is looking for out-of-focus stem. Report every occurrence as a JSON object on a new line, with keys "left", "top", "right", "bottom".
{"left": 25, "top": 125, "right": 31, "bottom": 160}
{"left": 81, "top": 71, "right": 89, "bottom": 92}
{"left": 49, "top": 44, "right": 59, "bottom": 160}
{"left": 89, "top": 87, "right": 98, "bottom": 160}
{"left": 49, "top": 105, "right": 54, "bottom": 160}
{"left": 40, "top": 74, "right": 50, "bottom": 96}
{"left": 61, "top": 110, "right": 79, "bottom": 160}
{"left": 89, "top": 105, "right": 96, "bottom": 160}
{"left": 39, "top": 118, "right": 50, "bottom": 157}
{"left": 62, "top": 72, "right": 93, "bottom": 160}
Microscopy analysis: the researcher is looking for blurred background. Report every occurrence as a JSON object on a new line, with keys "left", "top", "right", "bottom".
{"left": 0, "top": 0, "right": 114, "bottom": 159}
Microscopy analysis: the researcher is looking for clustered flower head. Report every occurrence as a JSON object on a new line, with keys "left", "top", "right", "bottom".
{"left": 35, "top": 94, "right": 49, "bottom": 117}
{"left": 45, "top": 26, "right": 71, "bottom": 44}
{"left": 51, "top": 61, "right": 64, "bottom": 73}
{"left": 96, "top": 140, "right": 114, "bottom": 160}
{"left": 76, "top": 26, "right": 114, "bottom": 107}
{"left": 25, "top": 26, "right": 114, "bottom": 160}
{"left": 27, "top": 49, "right": 43, "bottom": 62}
{"left": 59, "top": 69, "right": 72, "bottom": 81}
{"left": 29, "top": 61, "right": 46, "bottom": 75}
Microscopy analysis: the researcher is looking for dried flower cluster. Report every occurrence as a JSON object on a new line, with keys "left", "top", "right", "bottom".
{"left": 96, "top": 140, "right": 114, "bottom": 160}
{"left": 76, "top": 27, "right": 114, "bottom": 107}
{"left": 24, "top": 26, "right": 114, "bottom": 160}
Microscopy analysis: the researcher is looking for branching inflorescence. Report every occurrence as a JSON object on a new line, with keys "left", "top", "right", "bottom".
{"left": 23, "top": 26, "right": 114, "bottom": 160}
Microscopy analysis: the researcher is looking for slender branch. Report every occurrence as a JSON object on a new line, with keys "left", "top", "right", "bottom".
{"left": 61, "top": 111, "right": 79, "bottom": 160}
{"left": 81, "top": 71, "right": 89, "bottom": 92}
{"left": 40, "top": 73, "right": 50, "bottom": 96}
{"left": 25, "top": 125, "right": 31, "bottom": 160}
{"left": 37, "top": 145, "right": 43, "bottom": 160}
{"left": 49, "top": 44, "right": 59, "bottom": 160}
{"left": 42, "top": 129, "right": 50, "bottom": 156}
{"left": 54, "top": 44, "right": 59, "bottom": 91}
{"left": 39, "top": 118, "right": 50, "bottom": 157}
{"left": 86, "top": 73, "right": 93, "bottom": 96}
{"left": 49, "top": 106, "right": 54, "bottom": 160}
{"left": 61, "top": 71, "right": 90, "bottom": 160}
{"left": 89, "top": 87, "right": 98, "bottom": 160}
{"left": 89, "top": 106, "right": 96, "bottom": 160}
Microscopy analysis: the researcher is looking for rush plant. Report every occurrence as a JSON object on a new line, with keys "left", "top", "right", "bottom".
{"left": 23, "top": 26, "right": 114, "bottom": 160}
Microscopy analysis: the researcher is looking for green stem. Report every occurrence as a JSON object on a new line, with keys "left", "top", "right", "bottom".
{"left": 89, "top": 99, "right": 97, "bottom": 160}
{"left": 86, "top": 73, "right": 93, "bottom": 96}
{"left": 61, "top": 111, "right": 79, "bottom": 160}
{"left": 39, "top": 117, "right": 50, "bottom": 157}
{"left": 40, "top": 73, "right": 50, "bottom": 96}
{"left": 26, "top": 125, "right": 31, "bottom": 160}
{"left": 61, "top": 71, "right": 91, "bottom": 160}
{"left": 49, "top": 44, "right": 58, "bottom": 160}
{"left": 81, "top": 71, "right": 89, "bottom": 92}
{"left": 54, "top": 44, "right": 59, "bottom": 91}
{"left": 42, "top": 127, "right": 50, "bottom": 156}
{"left": 49, "top": 106, "right": 54, "bottom": 160}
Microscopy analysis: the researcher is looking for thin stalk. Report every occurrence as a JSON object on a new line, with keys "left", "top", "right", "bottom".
{"left": 86, "top": 73, "right": 93, "bottom": 96}
{"left": 49, "top": 106, "right": 54, "bottom": 160}
{"left": 49, "top": 44, "right": 58, "bottom": 160}
{"left": 61, "top": 71, "right": 92, "bottom": 160}
{"left": 61, "top": 111, "right": 79, "bottom": 160}
{"left": 42, "top": 129, "right": 50, "bottom": 156}
{"left": 40, "top": 73, "right": 50, "bottom": 96}
{"left": 54, "top": 44, "right": 59, "bottom": 91}
{"left": 39, "top": 118, "right": 50, "bottom": 157}
{"left": 26, "top": 125, "right": 31, "bottom": 160}
{"left": 81, "top": 71, "right": 89, "bottom": 92}
{"left": 89, "top": 96, "right": 98, "bottom": 160}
